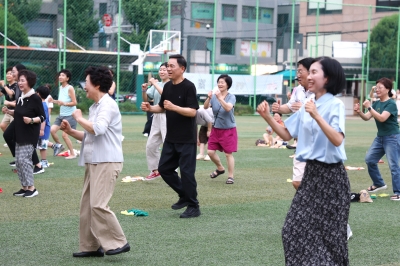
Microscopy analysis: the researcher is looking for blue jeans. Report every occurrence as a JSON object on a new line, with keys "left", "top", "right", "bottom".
{"left": 365, "top": 134, "right": 400, "bottom": 195}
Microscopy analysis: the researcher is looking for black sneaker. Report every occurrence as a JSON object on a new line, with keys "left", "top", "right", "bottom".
{"left": 9, "top": 161, "right": 16, "bottom": 167}
{"left": 180, "top": 206, "right": 201, "bottom": 218}
{"left": 286, "top": 145, "right": 297, "bottom": 150}
{"left": 171, "top": 198, "right": 189, "bottom": 210}
{"left": 33, "top": 166, "right": 45, "bottom": 175}
{"left": 23, "top": 189, "right": 38, "bottom": 198}
{"left": 13, "top": 189, "right": 26, "bottom": 197}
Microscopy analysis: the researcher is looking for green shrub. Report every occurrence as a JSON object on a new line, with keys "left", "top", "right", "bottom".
{"left": 234, "top": 103, "right": 254, "bottom": 115}
{"left": 118, "top": 101, "right": 139, "bottom": 112}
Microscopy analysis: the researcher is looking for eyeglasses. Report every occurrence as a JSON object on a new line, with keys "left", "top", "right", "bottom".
{"left": 297, "top": 70, "right": 308, "bottom": 75}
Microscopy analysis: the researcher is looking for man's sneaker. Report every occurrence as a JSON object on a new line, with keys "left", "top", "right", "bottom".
{"left": 347, "top": 224, "right": 353, "bottom": 240}
{"left": 41, "top": 160, "right": 49, "bottom": 168}
{"left": 145, "top": 171, "right": 161, "bottom": 181}
{"left": 171, "top": 198, "right": 189, "bottom": 210}
{"left": 23, "top": 189, "right": 38, "bottom": 198}
{"left": 180, "top": 206, "right": 201, "bottom": 218}
{"left": 53, "top": 143, "right": 65, "bottom": 156}
{"left": 33, "top": 166, "right": 45, "bottom": 175}
{"left": 3, "top": 143, "right": 8, "bottom": 147}
{"left": 203, "top": 155, "right": 211, "bottom": 161}
{"left": 9, "top": 161, "right": 16, "bottom": 167}
{"left": 13, "top": 189, "right": 26, "bottom": 197}
{"left": 286, "top": 144, "right": 297, "bottom": 150}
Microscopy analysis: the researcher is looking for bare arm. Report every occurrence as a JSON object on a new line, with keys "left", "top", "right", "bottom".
{"left": 60, "top": 119, "right": 85, "bottom": 141}
{"left": 215, "top": 92, "right": 233, "bottom": 112}
{"left": 362, "top": 100, "right": 390, "bottom": 123}
{"left": 354, "top": 103, "right": 372, "bottom": 121}
{"left": 257, "top": 101, "right": 292, "bottom": 141}
{"left": 68, "top": 86, "right": 77, "bottom": 106}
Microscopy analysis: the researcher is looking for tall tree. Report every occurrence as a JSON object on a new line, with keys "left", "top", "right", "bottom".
{"left": 369, "top": 14, "right": 399, "bottom": 70}
{"left": 121, "top": 0, "right": 167, "bottom": 51}
{"left": 66, "top": 0, "right": 98, "bottom": 48}
{"left": 0, "top": 7, "right": 29, "bottom": 46}
{"left": 0, "top": 0, "right": 42, "bottom": 24}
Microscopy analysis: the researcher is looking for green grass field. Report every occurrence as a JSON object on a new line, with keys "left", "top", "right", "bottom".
{"left": 1, "top": 115, "right": 400, "bottom": 266}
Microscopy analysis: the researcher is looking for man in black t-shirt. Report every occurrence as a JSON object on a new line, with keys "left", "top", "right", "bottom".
{"left": 141, "top": 54, "right": 200, "bottom": 218}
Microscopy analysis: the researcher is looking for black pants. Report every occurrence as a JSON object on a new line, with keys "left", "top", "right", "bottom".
{"left": 3, "top": 121, "right": 40, "bottom": 165}
{"left": 142, "top": 112, "right": 153, "bottom": 135}
{"left": 158, "top": 141, "right": 199, "bottom": 208}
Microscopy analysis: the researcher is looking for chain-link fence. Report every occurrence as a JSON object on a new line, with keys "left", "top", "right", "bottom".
{"left": 1, "top": 0, "right": 400, "bottom": 113}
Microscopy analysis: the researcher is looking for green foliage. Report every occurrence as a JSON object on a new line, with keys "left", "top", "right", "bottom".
{"left": 369, "top": 14, "right": 399, "bottom": 70}
{"left": 66, "top": 0, "right": 98, "bottom": 48}
{"left": 118, "top": 101, "right": 139, "bottom": 112}
{"left": 234, "top": 103, "right": 254, "bottom": 115}
{"left": 0, "top": 7, "right": 29, "bottom": 46}
{"left": 121, "top": 0, "right": 167, "bottom": 51}
{"left": 1, "top": 0, "right": 42, "bottom": 24}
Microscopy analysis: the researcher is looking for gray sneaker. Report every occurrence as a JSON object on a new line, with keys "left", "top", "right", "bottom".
{"left": 53, "top": 143, "right": 64, "bottom": 156}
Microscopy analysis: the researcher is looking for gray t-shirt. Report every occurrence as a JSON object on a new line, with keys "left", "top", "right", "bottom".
{"left": 210, "top": 93, "right": 236, "bottom": 129}
{"left": 196, "top": 106, "right": 214, "bottom": 127}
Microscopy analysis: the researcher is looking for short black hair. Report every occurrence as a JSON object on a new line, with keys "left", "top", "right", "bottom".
{"left": 14, "top": 64, "right": 26, "bottom": 72}
{"left": 297, "top": 57, "right": 314, "bottom": 71}
{"left": 376, "top": 77, "right": 393, "bottom": 97}
{"left": 217, "top": 74, "right": 233, "bottom": 90}
{"left": 6, "top": 67, "right": 13, "bottom": 73}
{"left": 169, "top": 54, "right": 187, "bottom": 71}
{"left": 59, "top": 69, "right": 72, "bottom": 82}
{"left": 18, "top": 70, "right": 37, "bottom": 88}
{"left": 273, "top": 112, "right": 282, "bottom": 117}
{"left": 36, "top": 85, "right": 50, "bottom": 99}
{"left": 311, "top": 57, "right": 346, "bottom": 96}
{"left": 84, "top": 66, "right": 113, "bottom": 93}
{"left": 160, "top": 62, "right": 168, "bottom": 68}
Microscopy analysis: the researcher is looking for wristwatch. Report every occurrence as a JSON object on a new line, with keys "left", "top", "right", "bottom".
{"left": 368, "top": 107, "right": 372, "bottom": 111}
{"left": 30, "top": 118, "right": 34, "bottom": 124}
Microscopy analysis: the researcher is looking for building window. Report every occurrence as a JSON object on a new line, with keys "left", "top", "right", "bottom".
{"left": 242, "top": 6, "right": 273, "bottom": 24}
{"left": 25, "top": 18, "right": 54, "bottom": 37}
{"left": 376, "top": 0, "right": 400, "bottom": 12}
{"left": 307, "top": 33, "right": 341, "bottom": 57}
{"left": 99, "top": 3, "right": 107, "bottom": 16}
{"left": 221, "top": 39, "right": 235, "bottom": 55}
{"left": 99, "top": 33, "right": 107, "bottom": 48}
{"left": 222, "top": 5, "right": 236, "bottom": 21}
{"left": 165, "top": 1, "right": 182, "bottom": 17}
{"left": 307, "top": 0, "right": 343, "bottom": 15}
{"left": 191, "top": 2, "right": 214, "bottom": 28}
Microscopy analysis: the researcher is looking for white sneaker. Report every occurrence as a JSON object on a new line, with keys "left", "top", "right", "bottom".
{"left": 143, "top": 133, "right": 149, "bottom": 137}
{"left": 196, "top": 154, "right": 205, "bottom": 160}
{"left": 203, "top": 155, "right": 211, "bottom": 161}
{"left": 347, "top": 224, "right": 353, "bottom": 240}
{"left": 3, "top": 143, "right": 8, "bottom": 147}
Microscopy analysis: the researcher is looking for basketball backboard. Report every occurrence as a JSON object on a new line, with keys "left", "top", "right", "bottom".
{"left": 149, "top": 30, "right": 181, "bottom": 55}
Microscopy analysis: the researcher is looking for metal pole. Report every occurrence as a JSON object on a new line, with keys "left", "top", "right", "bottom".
{"left": 3, "top": 0, "right": 7, "bottom": 79}
{"left": 211, "top": 0, "right": 217, "bottom": 82}
{"left": 361, "top": 43, "right": 365, "bottom": 105}
{"left": 180, "top": 0, "right": 184, "bottom": 55}
{"left": 253, "top": 0, "right": 259, "bottom": 111}
{"left": 366, "top": 6, "right": 372, "bottom": 85}
{"left": 289, "top": 0, "right": 295, "bottom": 87}
{"left": 315, "top": 2, "right": 320, "bottom": 57}
{"left": 396, "top": 9, "right": 400, "bottom": 89}
{"left": 63, "top": 0, "right": 67, "bottom": 69}
{"left": 117, "top": 0, "right": 122, "bottom": 104}
{"left": 249, "top": 41, "right": 253, "bottom": 106}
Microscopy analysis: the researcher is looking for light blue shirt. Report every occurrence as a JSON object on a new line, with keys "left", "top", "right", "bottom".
{"left": 79, "top": 94, "right": 124, "bottom": 166}
{"left": 146, "top": 82, "right": 165, "bottom": 105}
{"left": 210, "top": 93, "right": 236, "bottom": 129}
{"left": 59, "top": 84, "right": 76, "bottom": 116}
{"left": 285, "top": 93, "right": 347, "bottom": 163}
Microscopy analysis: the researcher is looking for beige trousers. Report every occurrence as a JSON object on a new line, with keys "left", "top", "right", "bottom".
{"left": 146, "top": 113, "right": 166, "bottom": 171}
{"left": 79, "top": 162, "right": 127, "bottom": 252}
